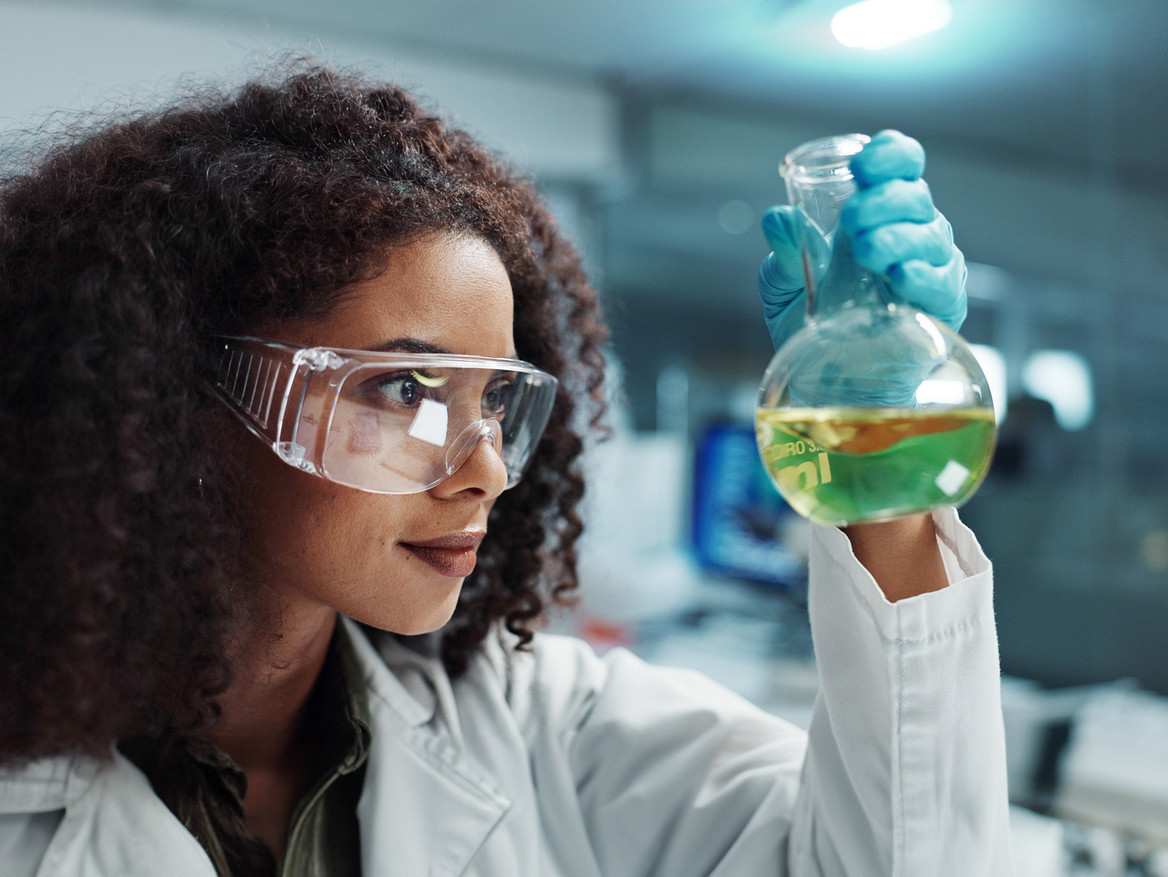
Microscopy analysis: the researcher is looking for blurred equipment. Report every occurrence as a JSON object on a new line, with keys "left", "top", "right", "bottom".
{"left": 690, "top": 421, "right": 805, "bottom": 587}
{"left": 1056, "top": 684, "right": 1168, "bottom": 847}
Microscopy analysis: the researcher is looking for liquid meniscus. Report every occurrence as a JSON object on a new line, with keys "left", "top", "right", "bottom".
{"left": 755, "top": 406, "right": 997, "bottom": 526}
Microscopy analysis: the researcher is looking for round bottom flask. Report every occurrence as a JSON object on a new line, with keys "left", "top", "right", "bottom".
{"left": 755, "top": 134, "right": 997, "bottom": 526}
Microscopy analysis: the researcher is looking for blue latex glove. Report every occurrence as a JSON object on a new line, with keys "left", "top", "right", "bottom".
{"left": 758, "top": 130, "right": 967, "bottom": 352}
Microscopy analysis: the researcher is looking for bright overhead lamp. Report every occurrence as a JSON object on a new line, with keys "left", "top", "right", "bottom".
{"left": 831, "top": 0, "right": 953, "bottom": 50}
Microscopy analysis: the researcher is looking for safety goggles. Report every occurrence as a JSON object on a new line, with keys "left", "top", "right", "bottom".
{"left": 209, "top": 335, "right": 558, "bottom": 494}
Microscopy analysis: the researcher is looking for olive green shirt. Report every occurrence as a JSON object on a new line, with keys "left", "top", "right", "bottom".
{"left": 121, "top": 621, "right": 372, "bottom": 877}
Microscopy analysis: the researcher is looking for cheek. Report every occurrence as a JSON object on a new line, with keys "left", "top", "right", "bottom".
{"left": 283, "top": 490, "right": 403, "bottom": 575}
{"left": 239, "top": 444, "right": 394, "bottom": 579}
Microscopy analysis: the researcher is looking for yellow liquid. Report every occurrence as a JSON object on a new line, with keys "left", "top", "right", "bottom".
{"left": 756, "top": 406, "right": 997, "bottom": 526}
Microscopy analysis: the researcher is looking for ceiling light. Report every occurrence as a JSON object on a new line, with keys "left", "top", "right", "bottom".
{"left": 831, "top": 0, "right": 953, "bottom": 50}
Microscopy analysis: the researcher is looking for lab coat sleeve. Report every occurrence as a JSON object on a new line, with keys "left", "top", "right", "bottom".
{"left": 789, "top": 507, "right": 1015, "bottom": 875}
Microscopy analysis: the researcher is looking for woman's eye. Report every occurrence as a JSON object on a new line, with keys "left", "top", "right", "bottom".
{"left": 483, "top": 380, "right": 511, "bottom": 418}
{"left": 371, "top": 369, "right": 450, "bottom": 407}
{"left": 375, "top": 374, "right": 423, "bottom": 406}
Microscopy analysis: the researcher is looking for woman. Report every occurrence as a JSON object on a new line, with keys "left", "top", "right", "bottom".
{"left": 0, "top": 64, "right": 1013, "bottom": 875}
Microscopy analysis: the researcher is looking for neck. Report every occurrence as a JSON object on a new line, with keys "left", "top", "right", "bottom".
{"left": 202, "top": 603, "right": 339, "bottom": 865}
{"left": 206, "top": 605, "right": 337, "bottom": 771}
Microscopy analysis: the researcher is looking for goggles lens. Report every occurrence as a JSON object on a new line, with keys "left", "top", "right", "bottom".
{"left": 210, "top": 336, "right": 558, "bottom": 494}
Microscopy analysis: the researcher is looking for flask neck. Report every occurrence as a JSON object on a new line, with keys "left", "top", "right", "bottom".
{"left": 804, "top": 226, "right": 887, "bottom": 320}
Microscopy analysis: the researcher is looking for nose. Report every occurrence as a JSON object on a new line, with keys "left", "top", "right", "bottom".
{"left": 431, "top": 419, "right": 507, "bottom": 499}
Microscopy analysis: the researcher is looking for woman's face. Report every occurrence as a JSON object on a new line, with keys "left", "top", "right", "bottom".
{"left": 236, "top": 232, "right": 516, "bottom": 635}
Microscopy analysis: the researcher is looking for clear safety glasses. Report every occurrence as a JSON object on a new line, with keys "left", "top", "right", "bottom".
{"left": 209, "top": 335, "right": 558, "bottom": 494}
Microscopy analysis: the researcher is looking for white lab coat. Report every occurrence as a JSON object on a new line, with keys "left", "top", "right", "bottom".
{"left": 0, "top": 509, "right": 1014, "bottom": 876}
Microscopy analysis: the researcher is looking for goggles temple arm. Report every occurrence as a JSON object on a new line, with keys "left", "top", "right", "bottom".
{"left": 277, "top": 374, "right": 314, "bottom": 469}
{"left": 277, "top": 347, "right": 348, "bottom": 471}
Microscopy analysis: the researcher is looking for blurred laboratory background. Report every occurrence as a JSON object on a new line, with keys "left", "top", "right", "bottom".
{"left": 2, "top": 0, "right": 1166, "bottom": 871}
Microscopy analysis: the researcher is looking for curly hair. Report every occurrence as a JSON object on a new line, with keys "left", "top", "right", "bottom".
{"left": 0, "top": 62, "right": 609, "bottom": 764}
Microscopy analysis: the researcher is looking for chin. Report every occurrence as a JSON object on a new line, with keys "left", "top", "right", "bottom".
{"left": 360, "top": 582, "right": 463, "bottom": 637}
{"left": 391, "top": 614, "right": 457, "bottom": 637}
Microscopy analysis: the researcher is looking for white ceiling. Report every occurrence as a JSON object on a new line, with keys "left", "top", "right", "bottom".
{"left": 104, "top": 0, "right": 1167, "bottom": 192}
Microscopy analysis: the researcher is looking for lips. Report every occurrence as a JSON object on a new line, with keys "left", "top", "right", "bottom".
{"left": 401, "top": 531, "right": 485, "bottom": 578}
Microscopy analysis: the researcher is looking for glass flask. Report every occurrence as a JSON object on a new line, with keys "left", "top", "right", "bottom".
{"left": 755, "top": 133, "right": 997, "bottom": 526}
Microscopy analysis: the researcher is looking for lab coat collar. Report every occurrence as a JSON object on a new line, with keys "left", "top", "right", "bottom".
{"left": 342, "top": 617, "right": 513, "bottom": 875}
{"left": 342, "top": 615, "right": 439, "bottom": 728}
{"left": 0, "top": 754, "right": 97, "bottom": 814}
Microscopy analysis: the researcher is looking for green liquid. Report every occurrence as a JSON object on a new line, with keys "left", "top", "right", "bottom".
{"left": 755, "top": 406, "right": 997, "bottom": 526}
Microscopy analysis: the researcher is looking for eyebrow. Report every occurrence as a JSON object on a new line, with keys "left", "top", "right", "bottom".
{"left": 368, "top": 337, "right": 520, "bottom": 360}
{"left": 369, "top": 337, "right": 452, "bottom": 355}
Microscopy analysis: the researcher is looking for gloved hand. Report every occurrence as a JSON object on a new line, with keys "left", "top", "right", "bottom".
{"left": 758, "top": 129, "right": 967, "bottom": 352}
